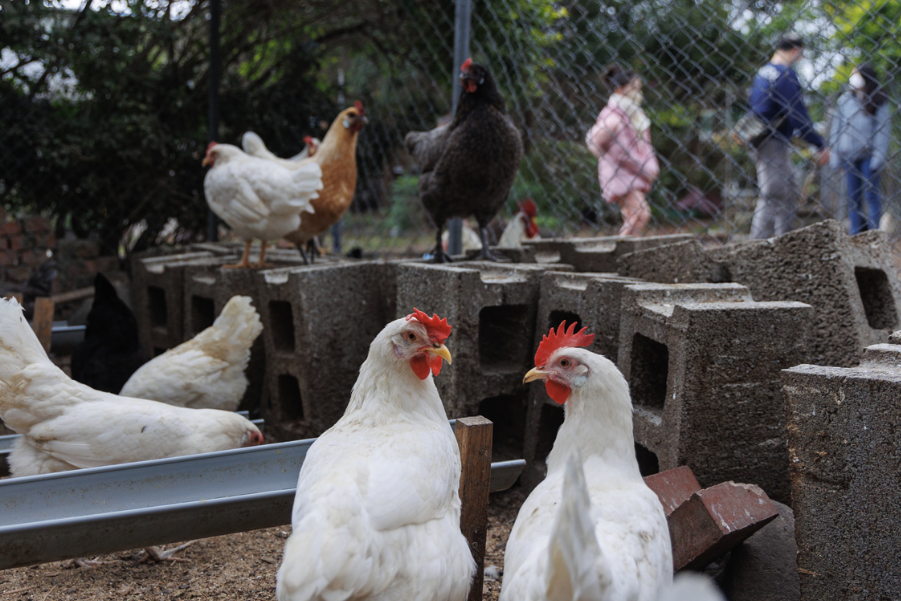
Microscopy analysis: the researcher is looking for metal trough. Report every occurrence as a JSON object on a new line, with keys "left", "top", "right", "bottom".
{"left": 0, "top": 425, "right": 523, "bottom": 569}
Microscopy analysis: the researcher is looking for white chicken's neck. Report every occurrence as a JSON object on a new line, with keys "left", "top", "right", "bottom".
{"left": 342, "top": 340, "right": 449, "bottom": 427}
{"left": 545, "top": 355, "right": 642, "bottom": 481}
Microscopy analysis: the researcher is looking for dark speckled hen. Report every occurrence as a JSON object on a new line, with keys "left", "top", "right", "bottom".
{"left": 405, "top": 59, "right": 522, "bottom": 262}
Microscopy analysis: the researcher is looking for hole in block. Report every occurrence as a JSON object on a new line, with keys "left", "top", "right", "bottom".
{"left": 479, "top": 304, "right": 532, "bottom": 374}
{"left": 629, "top": 333, "right": 668, "bottom": 410}
{"left": 191, "top": 296, "right": 215, "bottom": 334}
{"left": 635, "top": 443, "right": 660, "bottom": 477}
{"left": 535, "top": 402, "right": 565, "bottom": 464}
{"left": 855, "top": 267, "right": 898, "bottom": 330}
{"left": 269, "top": 301, "right": 296, "bottom": 353}
{"left": 478, "top": 395, "right": 526, "bottom": 462}
{"left": 277, "top": 374, "right": 303, "bottom": 420}
{"left": 547, "top": 310, "right": 582, "bottom": 335}
{"left": 148, "top": 286, "right": 167, "bottom": 328}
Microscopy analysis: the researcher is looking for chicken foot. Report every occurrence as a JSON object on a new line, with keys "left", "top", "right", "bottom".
{"left": 477, "top": 226, "right": 501, "bottom": 262}
{"left": 251, "top": 240, "right": 274, "bottom": 269}
{"left": 430, "top": 226, "right": 453, "bottom": 264}
{"left": 296, "top": 239, "right": 322, "bottom": 265}
{"left": 137, "top": 542, "right": 196, "bottom": 564}
{"left": 223, "top": 241, "right": 253, "bottom": 269}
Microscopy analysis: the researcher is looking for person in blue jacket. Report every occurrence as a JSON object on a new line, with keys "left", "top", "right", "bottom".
{"left": 749, "top": 34, "right": 829, "bottom": 239}
{"left": 829, "top": 64, "right": 891, "bottom": 234}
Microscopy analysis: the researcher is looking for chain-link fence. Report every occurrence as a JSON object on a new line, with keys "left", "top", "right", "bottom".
{"left": 2, "top": 0, "right": 900, "bottom": 275}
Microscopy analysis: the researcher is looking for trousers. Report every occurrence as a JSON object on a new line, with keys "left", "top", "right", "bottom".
{"left": 750, "top": 137, "right": 799, "bottom": 239}
{"left": 846, "top": 156, "right": 882, "bottom": 235}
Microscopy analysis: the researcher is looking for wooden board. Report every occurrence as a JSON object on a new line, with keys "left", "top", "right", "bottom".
{"left": 32, "top": 297, "right": 55, "bottom": 354}
{"left": 455, "top": 415, "right": 493, "bottom": 601}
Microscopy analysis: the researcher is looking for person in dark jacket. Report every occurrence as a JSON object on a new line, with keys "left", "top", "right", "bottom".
{"left": 749, "top": 34, "right": 829, "bottom": 239}
{"left": 829, "top": 64, "right": 891, "bottom": 234}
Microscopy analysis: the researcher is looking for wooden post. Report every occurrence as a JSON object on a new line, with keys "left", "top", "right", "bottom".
{"left": 455, "top": 416, "right": 493, "bottom": 601}
{"left": 32, "top": 297, "right": 55, "bottom": 354}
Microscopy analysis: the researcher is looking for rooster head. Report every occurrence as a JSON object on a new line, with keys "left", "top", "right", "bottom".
{"left": 518, "top": 199, "right": 539, "bottom": 238}
{"left": 303, "top": 136, "right": 320, "bottom": 157}
{"left": 202, "top": 141, "right": 218, "bottom": 167}
{"left": 388, "top": 308, "right": 453, "bottom": 380}
{"left": 460, "top": 57, "right": 487, "bottom": 94}
{"left": 340, "top": 102, "right": 369, "bottom": 133}
{"left": 524, "top": 322, "right": 595, "bottom": 404}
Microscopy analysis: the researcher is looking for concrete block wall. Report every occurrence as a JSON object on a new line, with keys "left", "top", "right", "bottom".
{"left": 255, "top": 261, "right": 400, "bottom": 441}
{"left": 783, "top": 342, "right": 901, "bottom": 600}
{"left": 618, "top": 283, "right": 812, "bottom": 504}
{"left": 524, "top": 234, "right": 692, "bottom": 272}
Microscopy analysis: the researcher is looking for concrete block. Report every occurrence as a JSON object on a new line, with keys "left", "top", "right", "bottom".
{"left": 525, "top": 234, "right": 692, "bottom": 273}
{"left": 669, "top": 481, "right": 778, "bottom": 571}
{"left": 722, "top": 500, "right": 800, "bottom": 601}
{"left": 464, "top": 246, "right": 537, "bottom": 263}
{"left": 255, "top": 260, "right": 400, "bottom": 441}
{"left": 395, "top": 261, "right": 571, "bottom": 460}
{"left": 522, "top": 271, "right": 644, "bottom": 487}
{"left": 618, "top": 239, "right": 730, "bottom": 284}
{"left": 619, "top": 283, "right": 812, "bottom": 503}
{"left": 783, "top": 343, "right": 901, "bottom": 599}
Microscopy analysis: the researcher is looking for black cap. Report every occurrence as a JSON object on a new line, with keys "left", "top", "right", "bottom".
{"left": 776, "top": 34, "right": 805, "bottom": 50}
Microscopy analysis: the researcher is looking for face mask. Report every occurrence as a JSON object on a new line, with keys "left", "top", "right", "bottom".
{"left": 850, "top": 73, "right": 865, "bottom": 90}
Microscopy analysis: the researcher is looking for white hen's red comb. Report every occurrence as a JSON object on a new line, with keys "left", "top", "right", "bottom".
{"left": 534, "top": 322, "right": 594, "bottom": 367}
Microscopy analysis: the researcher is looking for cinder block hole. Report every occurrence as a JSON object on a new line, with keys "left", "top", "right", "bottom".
{"left": 535, "top": 403, "right": 565, "bottom": 463}
{"left": 635, "top": 443, "right": 660, "bottom": 477}
{"left": 277, "top": 374, "right": 304, "bottom": 420}
{"left": 191, "top": 296, "right": 215, "bottom": 334}
{"left": 148, "top": 286, "right": 167, "bottom": 328}
{"left": 479, "top": 305, "right": 532, "bottom": 374}
{"left": 855, "top": 267, "right": 899, "bottom": 330}
{"left": 269, "top": 301, "right": 296, "bottom": 353}
{"left": 629, "top": 333, "right": 668, "bottom": 410}
{"left": 478, "top": 395, "right": 526, "bottom": 461}
{"left": 547, "top": 310, "right": 582, "bottom": 334}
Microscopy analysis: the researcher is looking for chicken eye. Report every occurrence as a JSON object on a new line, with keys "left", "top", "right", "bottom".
{"left": 560, "top": 359, "right": 570, "bottom": 368}
{"left": 408, "top": 332, "right": 417, "bottom": 341}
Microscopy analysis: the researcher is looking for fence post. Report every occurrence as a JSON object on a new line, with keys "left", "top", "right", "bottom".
{"left": 447, "top": 0, "right": 472, "bottom": 256}
{"left": 207, "top": 0, "right": 221, "bottom": 243}
{"left": 455, "top": 415, "right": 492, "bottom": 601}
{"left": 32, "top": 297, "right": 55, "bottom": 354}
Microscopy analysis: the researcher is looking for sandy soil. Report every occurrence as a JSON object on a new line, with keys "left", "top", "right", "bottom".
{"left": 0, "top": 486, "right": 527, "bottom": 601}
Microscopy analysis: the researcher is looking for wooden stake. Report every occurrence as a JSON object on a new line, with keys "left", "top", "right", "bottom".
{"left": 455, "top": 416, "right": 493, "bottom": 601}
{"left": 32, "top": 297, "right": 55, "bottom": 354}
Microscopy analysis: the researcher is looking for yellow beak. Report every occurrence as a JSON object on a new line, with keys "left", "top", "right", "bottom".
{"left": 523, "top": 367, "right": 550, "bottom": 384}
{"left": 425, "top": 344, "right": 452, "bottom": 365}
{"left": 202, "top": 157, "right": 211, "bottom": 167}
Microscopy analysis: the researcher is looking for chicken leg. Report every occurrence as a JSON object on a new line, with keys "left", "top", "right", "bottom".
{"left": 224, "top": 241, "right": 253, "bottom": 269}
{"left": 477, "top": 226, "right": 501, "bottom": 262}
{"left": 137, "top": 542, "right": 195, "bottom": 564}
{"left": 430, "top": 225, "right": 453, "bottom": 263}
{"left": 251, "top": 240, "right": 274, "bottom": 269}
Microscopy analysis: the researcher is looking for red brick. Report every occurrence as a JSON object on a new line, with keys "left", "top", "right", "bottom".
{"left": 0, "top": 222, "right": 20, "bottom": 236}
{"left": 7, "top": 235, "right": 30, "bottom": 251}
{"left": 669, "top": 482, "right": 779, "bottom": 571}
{"left": 0, "top": 249, "right": 15, "bottom": 267}
{"left": 5, "top": 265, "right": 31, "bottom": 282}
{"left": 644, "top": 466, "right": 702, "bottom": 516}
{"left": 21, "top": 216, "right": 52, "bottom": 234}
{"left": 34, "top": 233, "right": 56, "bottom": 248}
{"left": 20, "top": 249, "right": 49, "bottom": 267}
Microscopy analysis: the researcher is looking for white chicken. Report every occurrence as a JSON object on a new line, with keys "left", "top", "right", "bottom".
{"left": 202, "top": 142, "right": 322, "bottom": 269}
{"left": 276, "top": 309, "right": 474, "bottom": 601}
{"left": 242, "top": 131, "right": 321, "bottom": 168}
{"left": 119, "top": 296, "right": 262, "bottom": 411}
{"left": 497, "top": 199, "right": 541, "bottom": 249}
{"left": 0, "top": 298, "right": 264, "bottom": 477}
{"left": 500, "top": 322, "right": 672, "bottom": 601}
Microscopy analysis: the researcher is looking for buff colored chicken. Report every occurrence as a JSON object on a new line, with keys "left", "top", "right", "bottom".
{"left": 119, "top": 296, "right": 262, "bottom": 411}
{"left": 242, "top": 132, "right": 321, "bottom": 168}
{"left": 284, "top": 102, "right": 368, "bottom": 264}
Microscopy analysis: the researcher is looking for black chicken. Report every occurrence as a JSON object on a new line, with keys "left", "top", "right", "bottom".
{"left": 405, "top": 58, "right": 523, "bottom": 262}
{"left": 71, "top": 273, "right": 145, "bottom": 393}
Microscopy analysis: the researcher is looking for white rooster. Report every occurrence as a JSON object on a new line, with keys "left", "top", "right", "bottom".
{"left": 202, "top": 142, "right": 322, "bottom": 269}
{"left": 119, "top": 296, "right": 262, "bottom": 411}
{"left": 500, "top": 322, "right": 672, "bottom": 601}
{"left": 242, "top": 131, "right": 321, "bottom": 168}
{"left": 276, "top": 309, "right": 474, "bottom": 601}
{"left": 0, "top": 298, "right": 264, "bottom": 477}
{"left": 497, "top": 199, "right": 540, "bottom": 249}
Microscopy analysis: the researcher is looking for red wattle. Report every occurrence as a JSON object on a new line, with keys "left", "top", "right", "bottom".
{"left": 464, "top": 80, "right": 477, "bottom": 93}
{"left": 410, "top": 355, "right": 431, "bottom": 380}
{"left": 430, "top": 354, "right": 443, "bottom": 376}
{"left": 526, "top": 218, "right": 539, "bottom": 238}
{"left": 545, "top": 380, "right": 570, "bottom": 404}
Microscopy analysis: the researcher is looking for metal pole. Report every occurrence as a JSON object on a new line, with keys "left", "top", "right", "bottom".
{"left": 447, "top": 0, "right": 471, "bottom": 257}
{"left": 207, "top": 0, "right": 221, "bottom": 242}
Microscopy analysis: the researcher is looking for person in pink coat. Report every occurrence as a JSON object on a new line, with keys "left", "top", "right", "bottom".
{"left": 586, "top": 66, "right": 660, "bottom": 236}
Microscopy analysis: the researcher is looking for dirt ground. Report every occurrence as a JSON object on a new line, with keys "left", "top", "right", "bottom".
{"left": 0, "top": 486, "right": 527, "bottom": 601}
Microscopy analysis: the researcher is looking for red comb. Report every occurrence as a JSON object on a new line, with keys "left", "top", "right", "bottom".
{"left": 206, "top": 141, "right": 218, "bottom": 152}
{"left": 354, "top": 100, "right": 365, "bottom": 115}
{"left": 534, "top": 322, "right": 594, "bottom": 367}
{"left": 461, "top": 57, "right": 472, "bottom": 71}
{"left": 519, "top": 199, "right": 537, "bottom": 217}
{"left": 303, "top": 136, "right": 313, "bottom": 145}
{"left": 406, "top": 308, "right": 452, "bottom": 343}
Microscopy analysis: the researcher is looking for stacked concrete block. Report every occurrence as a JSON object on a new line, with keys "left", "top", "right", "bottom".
{"left": 522, "top": 271, "right": 644, "bottom": 486}
{"left": 783, "top": 342, "right": 901, "bottom": 599}
{"left": 619, "top": 283, "right": 812, "bottom": 503}
{"left": 255, "top": 261, "right": 401, "bottom": 441}
{"left": 395, "top": 261, "right": 571, "bottom": 460}
{"left": 618, "top": 220, "right": 901, "bottom": 367}
{"left": 525, "top": 234, "right": 691, "bottom": 272}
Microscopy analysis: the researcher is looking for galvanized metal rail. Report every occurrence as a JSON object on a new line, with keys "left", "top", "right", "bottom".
{"left": 0, "top": 425, "right": 523, "bottom": 569}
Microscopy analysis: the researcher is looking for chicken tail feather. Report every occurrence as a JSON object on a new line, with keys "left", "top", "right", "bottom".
{"left": 545, "top": 452, "right": 609, "bottom": 601}
{"left": 203, "top": 296, "right": 263, "bottom": 366}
